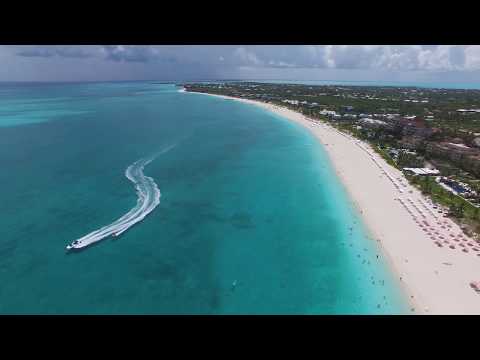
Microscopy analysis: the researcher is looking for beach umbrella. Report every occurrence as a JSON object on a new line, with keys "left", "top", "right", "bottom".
{"left": 449, "top": 245, "right": 456, "bottom": 249}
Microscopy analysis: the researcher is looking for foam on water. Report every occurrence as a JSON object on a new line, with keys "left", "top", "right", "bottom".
{"left": 66, "top": 145, "right": 175, "bottom": 250}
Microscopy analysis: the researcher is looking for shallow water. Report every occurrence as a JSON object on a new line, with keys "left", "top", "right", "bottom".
{"left": 0, "top": 82, "right": 407, "bottom": 314}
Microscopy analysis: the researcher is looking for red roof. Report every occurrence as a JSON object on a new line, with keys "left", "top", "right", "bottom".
{"left": 412, "top": 117, "right": 426, "bottom": 128}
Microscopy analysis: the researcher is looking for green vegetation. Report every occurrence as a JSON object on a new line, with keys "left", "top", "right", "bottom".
{"left": 184, "top": 82, "right": 480, "bottom": 135}
{"left": 408, "top": 174, "right": 479, "bottom": 225}
{"left": 396, "top": 152, "right": 423, "bottom": 168}
{"left": 374, "top": 145, "right": 398, "bottom": 168}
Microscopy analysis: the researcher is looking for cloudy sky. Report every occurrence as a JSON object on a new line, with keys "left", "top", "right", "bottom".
{"left": 2, "top": 45, "right": 480, "bottom": 83}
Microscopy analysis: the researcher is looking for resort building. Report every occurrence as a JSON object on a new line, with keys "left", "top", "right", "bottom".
{"left": 457, "top": 109, "right": 480, "bottom": 114}
{"left": 320, "top": 109, "right": 338, "bottom": 117}
{"left": 403, "top": 168, "right": 440, "bottom": 176}
{"left": 426, "top": 141, "right": 480, "bottom": 176}
{"left": 398, "top": 136, "right": 425, "bottom": 150}
{"left": 282, "top": 99, "right": 299, "bottom": 105}
{"left": 426, "top": 142, "right": 479, "bottom": 161}
{"left": 359, "top": 118, "right": 388, "bottom": 129}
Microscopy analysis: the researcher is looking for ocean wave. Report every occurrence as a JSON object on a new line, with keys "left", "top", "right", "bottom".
{"left": 66, "top": 145, "right": 175, "bottom": 251}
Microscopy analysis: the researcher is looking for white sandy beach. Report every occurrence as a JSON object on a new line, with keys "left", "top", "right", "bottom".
{"left": 193, "top": 91, "right": 480, "bottom": 314}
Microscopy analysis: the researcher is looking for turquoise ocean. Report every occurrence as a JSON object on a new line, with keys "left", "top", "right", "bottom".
{"left": 0, "top": 82, "right": 408, "bottom": 314}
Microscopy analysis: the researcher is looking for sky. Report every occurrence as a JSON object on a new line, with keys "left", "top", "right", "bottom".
{"left": 2, "top": 45, "right": 480, "bottom": 83}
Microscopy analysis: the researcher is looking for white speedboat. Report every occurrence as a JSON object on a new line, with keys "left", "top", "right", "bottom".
{"left": 66, "top": 240, "right": 81, "bottom": 251}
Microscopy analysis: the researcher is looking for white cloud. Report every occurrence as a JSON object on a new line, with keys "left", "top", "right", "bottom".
{"left": 3, "top": 45, "right": 480, "bottom": 82}
{"left": 100, "top": 45, "right": 163, "bottom": 62}
{"left": 464, "top": 46, "right": 480, "bottom": 70}
{"left": 10, "top": 45, "right": 480, "bottom": 71}
{"left": 233, "top": 47, "right": 263, "bottom": 66}
{"left": 229, "top": 45, "right": 480, "bottom": 72}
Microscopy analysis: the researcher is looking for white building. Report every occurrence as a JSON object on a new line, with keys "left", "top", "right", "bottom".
{"left": 282, "top": 99, "right": 299, "bottom": 105}
{"left": 320, "top": 109, "right": 338, "bottom": 117}
{"left": 359, "top": 118, "right": 388, "bottom": 128}
{"left": 403, "top": 168, "right": 440, "bottom": 176}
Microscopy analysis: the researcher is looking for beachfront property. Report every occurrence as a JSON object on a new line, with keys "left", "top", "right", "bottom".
{"left": 397, "top": 136, "right": 425, "bottom": 150}
{"left": 185, "top": 82, "right": 480, "bottom": 242}
{"left": 359, "top": 118, "right": 387, "bottom": 127}
{"left": 425, "top": 142, "right": 480, "bottom": 177}
{"left": 457, "top": 108, "right": 480, "bottom": 114}
{"left": 426, "top": 141, "right": 480, "bottom": 160}
{"left": 403, "top": 168, "right": 440, "bottom": 176}
{"left": 282, "top": 99, "right": 299, "bottom": 105}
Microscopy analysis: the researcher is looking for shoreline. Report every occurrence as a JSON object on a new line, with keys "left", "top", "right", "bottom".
{"left": 187, "top": 90, "right": 480, "bottom": 314}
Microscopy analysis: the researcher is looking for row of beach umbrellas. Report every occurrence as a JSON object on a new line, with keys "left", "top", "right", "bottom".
{"left": 322, "top": 122, "right": 480, "bottom": 258}
{"left": 398, "top": 195, "right": 480, "bottom": 254}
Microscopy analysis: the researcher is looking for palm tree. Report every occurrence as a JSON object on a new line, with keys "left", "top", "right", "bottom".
{"left": 448, "top": 191, "right": 455, "bottom": 201}
{"left": 421, "top": 176, "right": 432, "bottom": 194}
{"left": 458, "top": 203, "right": 466, "bottom": 218}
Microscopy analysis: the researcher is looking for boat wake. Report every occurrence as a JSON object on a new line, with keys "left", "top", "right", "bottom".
{"left": 66, "top": 145, "right": 175, "bottom": 251}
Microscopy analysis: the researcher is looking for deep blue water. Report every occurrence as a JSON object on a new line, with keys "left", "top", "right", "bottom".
{"left": 0, "top": 82, "right": 407, "bottom": 314}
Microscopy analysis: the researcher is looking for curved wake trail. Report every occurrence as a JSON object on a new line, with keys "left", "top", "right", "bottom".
{"left": 66, "top": 145, "right": 174, "bottom": 251}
